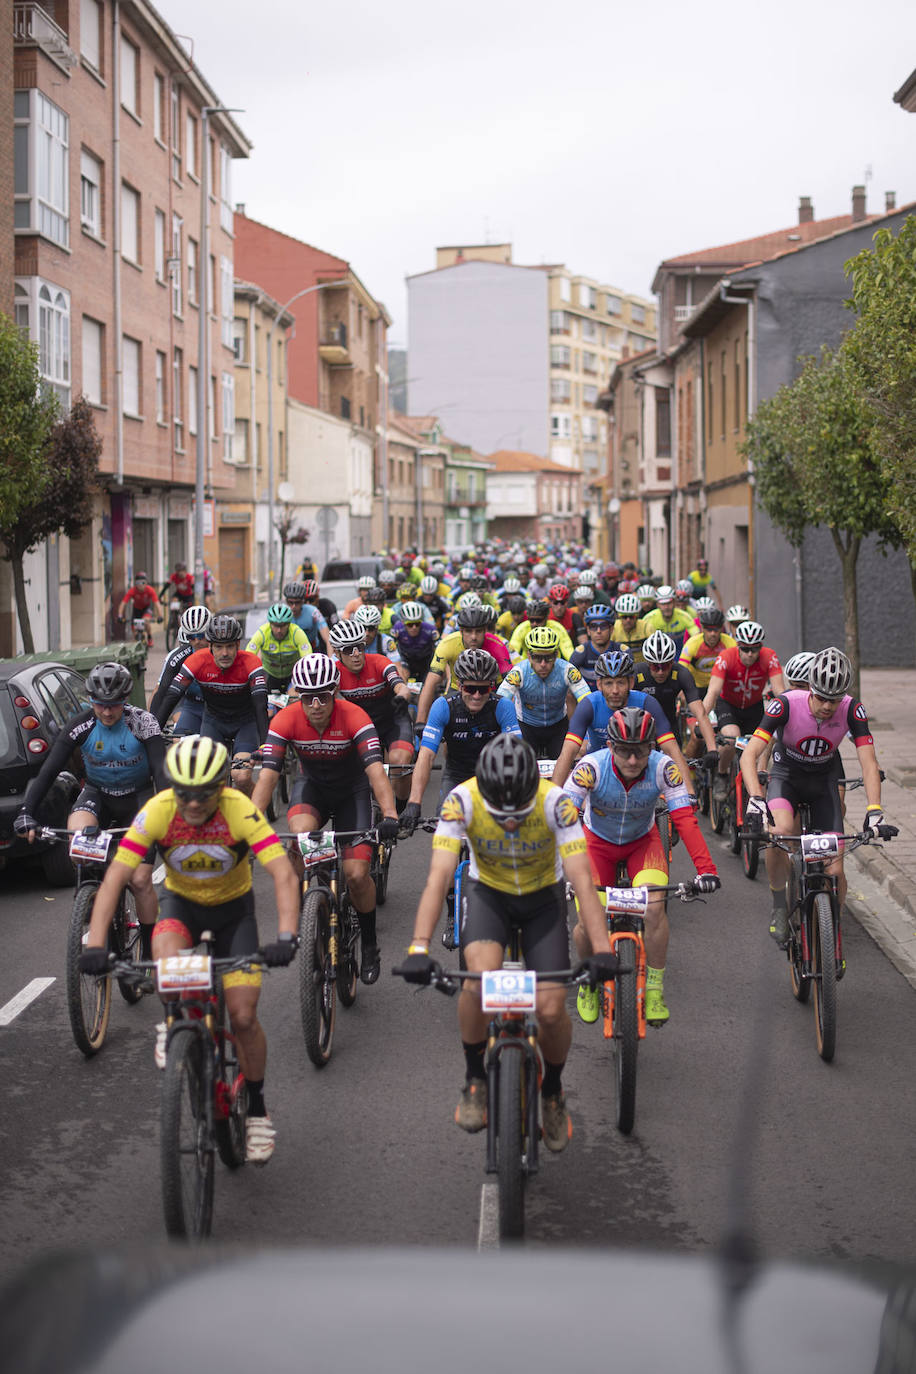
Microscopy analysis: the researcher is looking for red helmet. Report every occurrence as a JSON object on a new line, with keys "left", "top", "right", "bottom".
{"left": 302, "top": 579, "right": 318, "bottom": 598}
{"left": 548, "top": 583, "right": 569, "bottom": 602}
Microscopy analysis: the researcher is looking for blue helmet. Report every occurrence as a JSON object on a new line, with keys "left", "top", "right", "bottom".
{"left": 595, "top": 649, "right": 635, "bottom": 679}
{"left": 584, "top": 604, "right": 613, "bottom": 623}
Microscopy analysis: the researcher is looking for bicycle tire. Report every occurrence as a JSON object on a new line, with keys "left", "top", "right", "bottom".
{"left": 337, "top": 902, "right": 359, "bottom": 1008}
{"left": 65, "top": 881, "right": 112, "bottom": 1056}
{"left": 113, "top": 889, "right": 144, "bottom": 1005}
{"left": 497, "top": 1043, "right": 526, "bottom": 1241}
{"left": 709, "top": 784, "right": 725, "bottom": 834}
{"left": 728, "top": 790, "right": 742, "bottom": 855}
{"left": 614, "top": 939, "right": 639, "bottom": 1135}
{"left": 741, "top": 831, "right": 760, "bottom": 880}
{"left": 161, "top": 1029, "right": 215, "bottom": 1239}
{"left": 214, "top": 989, "right": 248, "bottom": 1169}
{"left": 299, "top": 887, "right": 336, "bottom": 1066}
{"left": 812, "top": 892, "right": 837, "bottom": 1063}
{"left": 375, "top": 840, "right": 392, "bottom": 906}
{"left": 787, "top": 865, "right": 810, "bottom": 1003}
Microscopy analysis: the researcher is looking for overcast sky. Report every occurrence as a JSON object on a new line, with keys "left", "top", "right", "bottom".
{"left": 183, "top": 0, "right": 916, "bottom": 347}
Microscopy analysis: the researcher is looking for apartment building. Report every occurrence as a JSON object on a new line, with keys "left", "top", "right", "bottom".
{"left": 485, "top": 451, "right": 583, "bottom": 544}
{"left": 380, "top": 415, "right": 447, "bottom": 555}
{"left": 6, "top": 0, "right": 250, "bottom": 654}
{"left": 407, "top": 244, "right": 655, "bottom": 472}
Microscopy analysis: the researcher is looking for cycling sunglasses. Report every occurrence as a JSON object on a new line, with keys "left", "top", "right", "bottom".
{"left": 611, "top": 744, "right": 652, "bottom": 761}
{"left": 529, "top": 652, "right": 557, "bottom": 664}
{"left": 304, "top": 690, "right": 335, "bottom": 704}
{"left": 173, "top": 785, "right": 221, "bottom": 803}
{"left": 460, "top": 682, "right": 492, "bottom": 696}
{"left": 338, "top": 644, "right": 365, "bottom": 655}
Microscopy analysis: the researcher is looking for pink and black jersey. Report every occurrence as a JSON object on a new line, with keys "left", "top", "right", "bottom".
{"left": 754, "top": 690, "right": 873, "bottom": 771}
{"left": 261, "top": 697, "right": 382, "bottom": 790}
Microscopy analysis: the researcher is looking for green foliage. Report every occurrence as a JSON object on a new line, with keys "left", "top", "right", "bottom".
{"left": 0, "top": 312, "right": 60, "bottom": 529}
{"left": 0, "top": 395, "right": 102, "bottom": 561}
{"left": 844, "top": 216, "right": 916, "bottom": 560}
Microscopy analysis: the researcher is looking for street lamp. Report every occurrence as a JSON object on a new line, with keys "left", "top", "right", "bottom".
{"left": 265, "top": 277, "right": 347, "bottom": 591}
{"left": 195, "top": 105, "right": 243, "bottom": 604}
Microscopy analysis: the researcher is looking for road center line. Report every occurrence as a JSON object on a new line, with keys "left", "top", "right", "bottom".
{"left": 0, "top": 978, "right": 56, "bottom": 1027}
{"left": 477, "top": 1183, "right": 500, "bottom": 1250}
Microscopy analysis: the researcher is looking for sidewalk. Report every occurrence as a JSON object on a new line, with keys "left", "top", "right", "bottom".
{"left": 840, "top": 668, "right": 916, "bottom": 987}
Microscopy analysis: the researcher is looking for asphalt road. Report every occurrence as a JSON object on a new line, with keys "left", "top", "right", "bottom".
{"left": 2, "top": 801, "right": 916, "bottom": 1284}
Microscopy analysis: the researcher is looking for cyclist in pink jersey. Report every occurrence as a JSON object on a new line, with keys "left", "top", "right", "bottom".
{"left": 738, "top": 646, "right": 885, "bottom": 945}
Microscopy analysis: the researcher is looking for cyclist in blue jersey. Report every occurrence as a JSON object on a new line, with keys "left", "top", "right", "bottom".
{"left": 497, "top": 624, "right": 590, "bottom": 759}
{"left": 551, "top": 649, "right": 693, "bottom": 792}
{"left": 149, "top": 604, "right": 212, "bottom": 734}
{"left": 388, "top": 601, "right": 439, "bottom": 681}
{"left": 569, "top": 604, "right": 614, "bottom": 690}
{"left": 283, "top": 580, "right": 330, "bottom": 653}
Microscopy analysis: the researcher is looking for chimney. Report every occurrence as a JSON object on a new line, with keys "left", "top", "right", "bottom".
{"left": 852, "top": 185, "right": 867, "bottom": 223}
{"left": 886, "top": 190, "right": 897, "bottom": 213}
{"left": 235, "top": 203, "right": 246, "bottom": 216}
{"left": 798, "top": 196, "right": 814, "bottom": 224}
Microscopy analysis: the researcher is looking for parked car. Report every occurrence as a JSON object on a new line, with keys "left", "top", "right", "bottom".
{"left": 321, "top": 557, "right": 382, "bottom": 582}
{"left": 0, "top": 660, "right": 89, "bottom": 886}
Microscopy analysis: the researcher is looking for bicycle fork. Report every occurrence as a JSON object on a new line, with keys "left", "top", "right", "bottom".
{"left": 485, "top": 1021, "right": 541, "bottom": 1179}
{"left": 602, "top": 928, "right": 647, "bottom": 1041}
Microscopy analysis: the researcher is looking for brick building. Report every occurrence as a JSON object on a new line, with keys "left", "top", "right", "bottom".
{"left": 485, "top": 451, "right": 583, "bottom": 544}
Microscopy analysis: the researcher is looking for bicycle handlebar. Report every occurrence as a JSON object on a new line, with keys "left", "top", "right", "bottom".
{"left": 740, "top": 825, "right": 897, "bottom": 853}
{"left": 392, "top": 960, "right": 593, "bottom": 996}
{"left": 103, "top": 950, "right": 271, "bottom": 982}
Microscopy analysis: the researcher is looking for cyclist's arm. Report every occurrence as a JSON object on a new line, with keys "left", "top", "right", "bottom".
{"left": 702, "top": 670, "right": 725, "bottom": 716}
{"left": 768, "top": 670, "right": 786, "bottom": 695}
{"left": 144, "top": 734, "right": 167, "bottom": 791}
{"left": 20, "top": 721, "right": 86, "bottom": 825}
{"left": 495, "top": 696, "right": 522, "bottom": 736}
{"left": 85, "top": 857, "right": 136, "bottom": 949}
{"left": 739, "top": 730, "right": 770, "bottom": 798}
{"left": 410, "top": 847, "right": 460, "bottom": 948}
{"left": 678, "top": 668, "right": 716, "bottom": 752}
{"left": 563, "top": 847, "right": 612, "bottom": 954}
{"left": 365, "top": 759, "right": 398, "bottom": 822}
{"left": 155, "top": 671, "right": 191, "bottom": 726}
{"left": 857, "top": 740, "right": 882, "bottom": 810}
{"left": 496, "top": 667, "right": 522, "bottom": 702}
{"left": 415, "top": 666, "right": 445, "bottom": 727}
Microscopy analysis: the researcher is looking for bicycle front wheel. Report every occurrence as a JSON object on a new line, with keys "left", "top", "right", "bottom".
{"left": 113, "top": 888, "right": 144, "bottom": 1005}
{"left": 709, "top": 784, "right": 725, "bottom": 834}
{"left": 497, "top": 1044, "right": 526, "bottom": 1242}
{"left": 337, "top": 903, "right": 359, "bottom": 1009}
{"left": 161, "top": 1030, "right": 214, "bottom": 1239}
{"left": 299, "top": 887, "right": 336, "bottom": 1066}
{"left": 812, "top": 892, "right": 838, "bottom": 1063}
{"left": 66, "top": 882, "right": 112, "bottom": 1056}
{"left": 741, "top": 831, "right": 760, "bottom": 880}
{"left": 614, "top": 941, "right": 639, "bottom": 1135}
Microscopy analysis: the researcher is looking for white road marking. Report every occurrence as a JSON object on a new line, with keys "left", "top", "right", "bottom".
{"left": 477, "top": 1182, "right": 500, "bottom": 1250}
{"left": 152, "top": 863, "right": 166, "bottom": 885}
{"left": 0, "top": 978, "right": 56, "bottom": 1026}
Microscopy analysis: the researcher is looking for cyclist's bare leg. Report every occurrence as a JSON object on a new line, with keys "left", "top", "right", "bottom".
{"left": 387, "top": 742, "right": 413, "bottom": 803}
{"left": 535, "top": 982, "right": 572, "bottom": 1066}
{"left": 230, "top": 753, "right": 255, "bottom": 798}
{"left": 643, "top": 892, "right": 669, "bottom": 970}
{"left": 717, "top": 723, "right": 739, "bottom": 778}
{"left": 764, "top": 804, "right": 798, "bottom": 893}
{"left": 224, "top": 983, "right": 266, "bottom": 1082}
{"left": 342, "top": 857, "right": 375, "bottom": 912}
{"left": 459, "top": 938, "right": 502, "bottom": 1043}
{"left": 68, "top": 809, "right": 98, "bottom": 833}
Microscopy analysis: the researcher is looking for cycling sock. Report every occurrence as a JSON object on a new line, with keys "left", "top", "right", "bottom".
{"left": 358, "top": 909, "right": 377, "bottom": 946}
{"left": 770, "top": 887, "right": 787, "bottom": 909}
{"left": 247, "top": 1079, "right": 266, "bottom": 1117}
{"left": 542, "top": 1060, "right": 564, "bottom": 1098}
{"left": 463, "top": 1040, "right": 487, "bottom": 1083}
{"left": 646, "top": 965, "right": 665, "bottom": 989}
{"left": 139, "top": 924, "right": 154, "bottom": 959}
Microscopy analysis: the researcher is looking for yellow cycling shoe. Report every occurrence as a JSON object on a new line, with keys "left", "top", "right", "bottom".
{"left": 645, "top": 987, "right": 669, "bottom": 1027}
{"left": 577, "top": 983, "right": 600, "bottom": 1024}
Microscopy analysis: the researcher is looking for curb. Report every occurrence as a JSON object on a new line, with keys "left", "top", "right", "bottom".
{"left": 849, "top": 844, "right": 916, "bottom": 925}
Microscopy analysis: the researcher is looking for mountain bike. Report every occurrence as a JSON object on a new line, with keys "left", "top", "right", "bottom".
{"left": 394, "top": 945, "right": 591, "bottom": 1242}
{"left": 107, "top": 939, "right": 277, "bottom": 1240}
{"left": 280, "top": 828, "right": 379, "bottom": 1068}
{"left": 710, "top": 733, "right": 761, "bottom": 877}
{"left": 369, "top": 762, "right": 412, "bottom": 906}
{"left": 746, "top": 794, "right": 896, "bottom": 1062}
{"left": 40, "top": 826, "right": 147, "bottom": 1057}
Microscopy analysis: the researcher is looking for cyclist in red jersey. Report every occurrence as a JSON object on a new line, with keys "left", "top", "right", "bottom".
{"left": 703, "top": 619, "right": 785, "bottom": 800}
{"left": 251, "top": 655, "right": 400, "bottom": 985}
{"left": 547, "top": 583, "right": 577, "bottom": 637}
{"left": 328, "top": 619, "right": 415, "bottom": 807}
{"left": 118, "top": 572, "right": 162, "bottom": 647}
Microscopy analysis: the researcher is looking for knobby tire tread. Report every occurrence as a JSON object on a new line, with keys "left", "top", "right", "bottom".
{"left": 614, "top": 939, "right": 639, "bottom": 1135}
{"left": 813, "top": 892, "right": 837, "bottom": 1063}
{"left": 160, "top": 1030, "right": 214, "bottom": 1239}
{"left": 299, "top": 887, "right": 335, "bottom": 1066}
{"left": 66, "top": 881, "right": 112, "bottom": 1056}
{"left": 497, "top": 1043, "right": 526, "bottom": 1241}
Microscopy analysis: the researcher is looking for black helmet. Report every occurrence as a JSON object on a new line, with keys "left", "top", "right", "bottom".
{"left": 456, "top": 605, "right": 490, "bottom": 629}
{"left": 86, "top": 661, "right": 133, "bottom": 704}
{"left": 697, "top": 606, "right": 725, "bottom": 629}
{"left": 283, "top": 581, "right": 307, "bottom": 600}
{"left": 506, "top": 595, "right": 527, "bottom": 617}
{"left": 606, "top": 706, "right": 656, "bottom": 749}
{"left": 206, "top": 614, "right": 242, "bottom": 643}
{"left": 366, "top": 586, "right": 387, "bottom": 606}
{"left": 476, "top": 735, "right": 540, "bottom": 813}
{"left": 526, "top": 598, "right": 550, "bottom": 620}
{"left": 454, "top": 648, "right": 499, "bottom": 683}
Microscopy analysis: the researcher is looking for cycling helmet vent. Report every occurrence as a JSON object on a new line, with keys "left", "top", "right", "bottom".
{"left": 607, "top": 707, "right": 656, "bottom": 748}
{"left": 454, "top": 648, "right": 499, "bottom": 683}
{"left": 206, "top": 615, "right": 242, "bottom": 644}
{"left": 292, "top": 655, "right": 340, "bottom": 693}
{"left": 734, "top": 620, "right": 765, "bottom": 647}
{"left": 165, "top": 734, "right": 230, "bottom": 790}
{"left": 595, "top": 649, "right": 635, "bottom": 679}
{"left": 329, "top": 619, "right": 366, "bottom": 648}
{"left": 86, "top": 662, "right": 133, "bottom": 704}
{"left": 642, "top": 631, "right": 678, "bottom": 667}
{"left": 808, "top": 646, "right": 851, "bottom": 700}
{"left": 475, "top": 735, "right": 540, "bottom": 812}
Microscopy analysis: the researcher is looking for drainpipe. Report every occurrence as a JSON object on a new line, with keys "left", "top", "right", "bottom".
{"left": 112, "top": 2, "right": 123, "bottom": 486}
{"left": 719, "top": 280, "right": 756, "bottom": 612}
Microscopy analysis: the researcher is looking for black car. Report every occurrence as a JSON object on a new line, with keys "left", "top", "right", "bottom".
{"left": 0, "top": 660, "right": 87, "bottom": 886}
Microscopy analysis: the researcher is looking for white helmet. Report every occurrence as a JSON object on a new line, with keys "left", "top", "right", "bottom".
{"left": 329, "top": 618, "right": 366, "bottom": 650}
{"left": 291, "top": 655, "right": 340, "bottom": 692}
{"left": 502, "top": 576, "right": 521, "bottom": 594}
{"left": 675, "top": 579, "right": 695, "bottom": 597}
{"left": 726, "top": 604, "right": 750, "bottom": 624}
{"left": 532, "top": 563, "right": 548, "bottom": 579}
{"left": 655, "top": 585, "right": 674, "bottom": 601}
{"left": 420, "top": 575, "right": 438, "bottom": 595}
{"left": 398, "top": 601, "right": 425, "bottom": 623}
{"left": 354, "top": 604, "right": 381, "bottom": 631}
{"left": 179, "top": 605, "right": 212, "bottom": 641}
{"left": 615, "top": 593, "right": 640, "bottom": 616}
{"left": 636, "top": 584, "right": 657, "bottom": 601}
{"left": 455, "top": 591, "right": 482, "bottom": 610}
{"left": 734, "top": 620, "right": 766, "bottom": 647}
{"left": 578, "top": 568, "right": 598, "bottom": 585}
{"left": 357, "top": 575, "right": 377, "bottom": 590}
{"left": 694, "top": 597, "right": 716, "bottom": 612}
{"left": 808, "top": 646, "right": 851, "bottom": 700}
{"left": 783, "top": 650, "right": 816, "bottom": 687}
{"left": 642, "top": 630, "right": 678, "bottom": 666}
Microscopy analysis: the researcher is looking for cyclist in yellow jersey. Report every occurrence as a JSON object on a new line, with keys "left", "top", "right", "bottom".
{"left": 80, "top": 736, "right": 300, "bottom": 1164}
{"left": 400, "top": 736, "right": 613, "bottom": 1152}
{"left": 508, "top": 599, "right": 576, "bottom": 661}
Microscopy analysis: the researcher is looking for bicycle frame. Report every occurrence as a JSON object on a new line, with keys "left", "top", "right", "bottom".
{"left": 484, "top": 941, "right": 543, "bottom": 1183}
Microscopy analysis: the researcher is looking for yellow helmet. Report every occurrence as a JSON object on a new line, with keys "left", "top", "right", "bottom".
{"left": 525, "top": 625, "right": 560, "bottom": 654}
{"left": 165, "top": 735, "right": 230, "bottom": 791}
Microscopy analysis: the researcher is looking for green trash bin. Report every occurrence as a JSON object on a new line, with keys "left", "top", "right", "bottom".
{"left": 0, "top": 642, "right": 148, "bottom": 708}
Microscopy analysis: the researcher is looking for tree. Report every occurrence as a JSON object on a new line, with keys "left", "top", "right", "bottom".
{"left": 0, "top": 383, "right": 102, "bottom": 653}
{"left": 742, "top": 345, "right": 898, "bottom": 697}
{"left": 273, "top": 503, "right": 310, "bottom": 592}
{"left": 844, "top": 216, "right": 916, "bottom": 596}
{"left": 0, "top": 313, "right": 60, "bottom": 530}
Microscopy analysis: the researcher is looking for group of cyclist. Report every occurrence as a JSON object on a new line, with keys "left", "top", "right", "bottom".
{"left": 15, "top": 539, "right": 888, "bottom": 1164}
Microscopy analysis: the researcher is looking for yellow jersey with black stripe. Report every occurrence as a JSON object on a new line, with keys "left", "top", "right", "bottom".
{"left": 115, "top": 787, "right": 286, "bottom": 905}
{"left": 433, "top": 777, "right": 586, "bottom": 895}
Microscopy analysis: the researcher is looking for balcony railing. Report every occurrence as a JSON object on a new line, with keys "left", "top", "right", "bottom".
{"left": 674, "top": 305, "right": 694, "bottom": 323}
{"left": 14, "top": 3, "right": 76, "bottom": 66}
{"left": 319, "top": 322, "right": 351, "bottom": 366}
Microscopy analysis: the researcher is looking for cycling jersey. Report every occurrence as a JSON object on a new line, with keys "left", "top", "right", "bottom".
{"left": 569, "top": 641, "right": 608, "bottom": 691}
{"left": 549, "top": 606, "right": 577, "bottom": 636}
{"left": 430, "top": 631, "right": 512, "bottom": 679}
{"left": 566, "top": 688, "right": 674, "bottom": 754}
{"left": 494, "top": 610, "right": 524, "bottom": 641}
{"left": 116, "top": 788, "right": 285, "bottom": 905}
{"left": 289, "top": 603, "right": 328, "bottom": 650}
{"left": 633, "top": 664, "right": 702, "bottom": 734}
{"left": 710, "top": 644, "right": 783, "bottom": 708}
{"left": 564, "top": 748, "right": 691, "bottom": 845}
{"left": 260, "top": 697, "right": 382, "bottom": 791}
{"left": 497, "top": 658, "right": 589, "bottom": 727}
{"left": 23, "top": 705, "right": 164, "bottom": 815}
{"left": 679, "top": 632, "right": 736, "bottom": 688}
{"left": 157, "top": 648, "right": 269, "bottom": 740}
{"left": 753, "top": 690, "right": 873, "bottom": 770}
{"left": 246, "top": 623, "right": 311, "bottom": 684}
{"left": 150, "top": 643, "right": 204, "bottom": 714}
{"left": 642, "top": 607, "right": 697, "bottom": 654}
{"left": 433, "top": 778, "right": 587, "bottom": 896}
{"left": 337, "top": 652, "right": 406, "bottom": 735}
{"left": 168, "top": 571, "right": 194, "bottom": 602}
{"left": 610, "top": 618, "right": 651, "bottom": 661}
{"left": 121, "top": 585, "right": 159, "bottom": 614}
{"left": 687, "top": 569, "right": 716, "bottom": 597}
{"left": 421, "top": 692, "right": 520, "bottom": 781}
{"left": 387, "top": 621, "right": 438, "bottom": 675}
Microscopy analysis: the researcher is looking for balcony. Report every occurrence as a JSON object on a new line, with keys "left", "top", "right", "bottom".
{"left": 13, "top": 3, "right": 76, "bottom": 68}
{"left": 674, "top": 305, "right": 694, "bottom": 324}
{"left": 447, "top": 489, "right": 486, "bottom": 507}
{"left": 319, "top": 322, "right": 351, "bottom": 366}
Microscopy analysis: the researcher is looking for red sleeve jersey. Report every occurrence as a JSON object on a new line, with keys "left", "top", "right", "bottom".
{"left": 173, "top": 648, "right": 267, "bottom": 719}
{"left": 260, "top": 698, "right": 382, "bottom": 789}
{"left": 125, "top": 585, "right": 159, "bottom": 612}
{"left": 710, "top": 645, "right": 782, "bottom": 708}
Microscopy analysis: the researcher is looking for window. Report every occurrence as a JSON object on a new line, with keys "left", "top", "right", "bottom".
{"left": 173, "top": 347, "right": 183, "bottom": 448}
{"left": 734, "top": 339, "right": 742, "bottom": 430}
{"left": 551, "top": 345, "right": 570, "bottom": 367}
{"left": 582, "top": 318, "right": 597, "bottom": 341}
{"left": 721, "top": 349, "right": 727, "bottom": 437}
{"left": 80, "top": 0, "right": 102, "bottom": 70}
{"left": 221, "top": 373, "right": 234, "bottom": 460}
{"left": 19, "top": 279, "right": 72, "bottom": 408}
{"left": 656, "top": 388, "right": 671, "bottom": 457}
{"left": 220, "top": 257, "right": 233, "bottom": 347}
{"left": 550, "top": 414, "right": 571, "bottom": 439}
{"left": 583, "top": 351, "right": 598, "bottom": 373}
{"left": 185, "top": 113, "right": 197, "bottom": 179}
{"left": 219, "top": 145, "right": 233, "bottom": 232}
{"left": 171, "top": 214, "right": 183, "bottom": 314}
{"left": 14, "top": 91, "right": 70, "bottom": 247}
{"left": 583, "top": 383, "right": 598, "bottom": 406}
{"left": 559, "top": 277, "right": 571, "bottom": 302}
{"left": 341, "top": 396, "right": 352, "bottom": 420}
{"left": 187, "top": 237, "right": 197, "bottom": 305}
{"left": 170, "top": 85, "right": 180, "bottom": 180}
{"left": 550, "top": 310, "right": 570, "bottom": 335}
{"left": 232, "top": 417, "right": 249, "bottom": 464}
{"left": 578, "top": 283, "right": 597, "bottom": 309}
{"left": 707, "top": 362, "right": 714, "bottom": 442}
{"left": 155, "top": 350, "right": 166, "bottom": 423}
{"left": 631, "top": 302, "right": 646, "bottom": 326}
{"left": 80, "top": 151, "right": 102, "bottom": 236}
{"left": 121, "top": 183, "right": 140, "bottom": 264}
{"left": 120, "top": 36, "right": 138, "bottom": 116}
{"left": 210, "top": 375, "right": 218, "bottom": 440}
{"left": 82, "top": 317, "right": 103, "bottom": 406}
{"left": 232, "top": 317, "right": 247, "bottom": 362}
{"left": 122, "top": 336, "right": 141, "bottom": 416}
{"left": 153, "top": 74, "right": 165, "bottom": 142}
{"left": 581, "top": 416, "right": 598, "bottom": 442}
{"left": 154, "top": 210, "right": 166, "bottom": 281}
{"left": 551, "top": 378, "right": 571, "bottom": 403}
{"left": 188, "top": 365, "right": 198, "bottom": 436}
{"left": 606, "top": 294, "right": 622, "bottom": 316}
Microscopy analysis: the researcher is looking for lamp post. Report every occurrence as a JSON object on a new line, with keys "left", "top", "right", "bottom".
{"left": 194, "top": 105, "right": 242, "bottom": 605}
{"left": 265, "top": 277, "right": 347, "bottom": 592}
